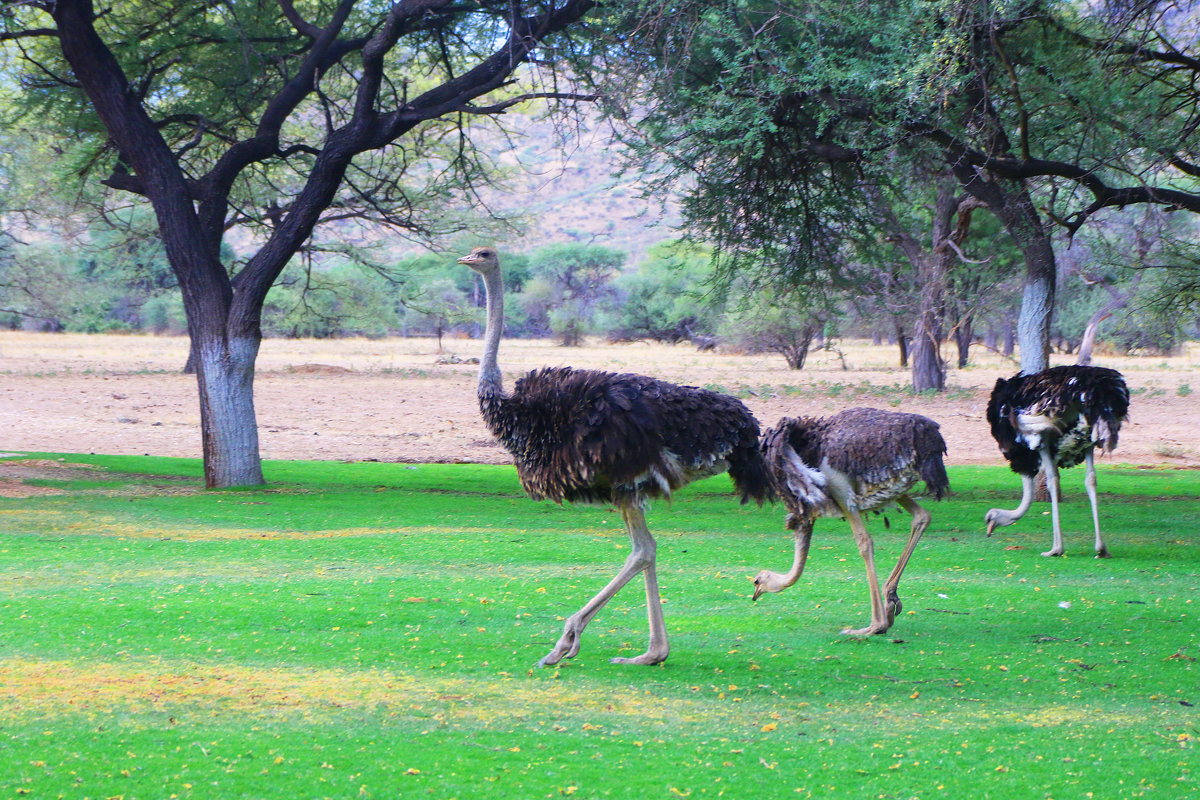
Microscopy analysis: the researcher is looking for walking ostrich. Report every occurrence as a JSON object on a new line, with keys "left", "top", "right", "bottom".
{"left": 984, "top": 365, "right": 1129, "bottom": 558}
{"left": 752, "top": 408, "right": 949, "bottom": 636}
{"left": 457, "top": 246, "right": 772, "bottom": 666}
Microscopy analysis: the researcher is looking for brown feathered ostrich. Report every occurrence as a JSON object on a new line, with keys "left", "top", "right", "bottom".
{"left": 457, "top": 246, "right": 772, "bottom": 666}
{"left": 753, "top": 408, "right": 949, "bottom": 636}
{"left": 985, "top": 365, "right": 1129, "bottom": 557}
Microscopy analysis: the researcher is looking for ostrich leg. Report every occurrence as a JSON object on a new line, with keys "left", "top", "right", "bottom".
{"left": 882, "top": 496, "right": 931, "bottom": 626}
{"left": 537, "top": 506, "right": 667, "bottom": 667}
{"left": 1039, "top": 447, "right": 1066, "bottom": 557}
{"left": 1083, "top": 450, "right": 1111, "bottom": 558}
{"left": 842, "top": 508, "right": 889, "bottom": 636}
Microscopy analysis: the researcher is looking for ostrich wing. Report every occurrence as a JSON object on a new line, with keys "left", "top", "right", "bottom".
{"left": 818, "top": 409, "right": 949, "bottom": 501}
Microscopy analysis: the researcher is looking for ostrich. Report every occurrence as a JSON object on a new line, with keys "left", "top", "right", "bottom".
{"left": 456, "top": 246, "right": 772, "bottom": 666}
{"left": 752, "top": 408, "right": 949, "bottom": 636}
{"left": 984, "top": 364, "right": 1129, "bottom": 558}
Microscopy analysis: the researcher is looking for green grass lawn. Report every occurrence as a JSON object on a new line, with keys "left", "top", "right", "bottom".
{"left": 0, "top": 454, "right": 1196, "bottom": 799}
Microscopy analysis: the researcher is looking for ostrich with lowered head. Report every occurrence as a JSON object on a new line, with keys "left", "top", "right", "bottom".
{"left": 752, "top": 407, "right": 949, "bottom": 636}
{"left": 985, "top": 364, "right": 1129, "bottom": 557}
{"left": 457, "top": 246, "right": 772, "bottom": 666}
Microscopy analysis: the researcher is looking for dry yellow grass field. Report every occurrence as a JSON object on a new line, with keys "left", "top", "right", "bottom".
{"left": 2, "top": 331, "right": 1197, "bottom": 467}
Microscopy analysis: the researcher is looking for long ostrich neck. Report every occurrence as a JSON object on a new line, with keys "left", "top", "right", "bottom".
{"left": 994, "top": 473, "right": 1035, "bottom": 524}
{"left": 478, "top": 267, "right": 505, "bottom": 398}
{"left": 777, "top": 526, "right": 812, "bottom": 588}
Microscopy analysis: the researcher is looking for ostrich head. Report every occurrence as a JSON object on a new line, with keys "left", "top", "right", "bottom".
{"left": 457, "top": 246, "right": 500, "bottom": 275}
{"left": 984, "top": 507, "right": 1014, "bottom": 536}
{"left": 751, "top": 569, "right": 789, "bottom": 601}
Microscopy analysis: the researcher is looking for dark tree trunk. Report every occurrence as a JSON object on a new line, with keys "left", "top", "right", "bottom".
{"left": 909, "top": 184, "right": 959, "bottom": 393}
{"left": 871, "top": 179, "right": 981, "bottom": 393}
{"left": 895, "top": 326, "right": 909, "bottom": 368}
{"left": 909, "top": 324, "right": 944, "bottom": 391}
{"left": 779, "top": 324, "right": 818, "bottom": 369}
{"left": 954, "top": 316, "right": 974, "bottom": 367}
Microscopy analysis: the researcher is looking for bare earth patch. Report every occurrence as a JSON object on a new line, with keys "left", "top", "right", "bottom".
{"left": 2, "top": 332, "right": 1198, "bottom": 485}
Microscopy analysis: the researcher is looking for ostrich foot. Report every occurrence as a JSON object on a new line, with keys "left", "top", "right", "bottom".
{"left": 885, "top": 592, "right": 903, "bottom": 628}
{"left": 536, "top": 647, "right": 573, "bottom": 668}
{"left": 609, "top": 648, "right": 668, "bottom": 666}
{"left": 840, "top": 623, "right": 889, "bottom": 637}
{"left": 1095, "top": 547, "right": 1112, "bottom": 559}
{"left": 1040, "top": 547, "right": 1065, "bottom": 558}
{"left": 537, "top": 621, "right": 585, "bottom": 668}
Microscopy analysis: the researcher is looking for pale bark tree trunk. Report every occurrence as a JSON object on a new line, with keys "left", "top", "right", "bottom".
{"left": 1016, "top": 243, "right": 1055, "bottom": 374}
{"left": 196, "top": 334, "right": 264, "bottom": 487}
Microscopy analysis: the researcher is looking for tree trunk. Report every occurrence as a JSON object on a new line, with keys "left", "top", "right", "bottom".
{"left": 1076, "top": 311, "right": 1109, "bottom": 366}
{"left": 910, "top": 273, "right": 946, "bottom": 392}
{"left": 954, "top": 316, "right": 974, "bottom": 367}
{"left": 909, "top": 332, "right": 944, "bottom": 391}
{"left": 945, "top": 126, "right": 1055, "bottom": 375}
{"left": 195, "top": 333, "right": 264, "bottom": 487}
{"left": 965, "top": 184, "right": 1053, "bottom": 373}
{"left": 910, "top": 191, "right": 953, "bottom": 393}
{"left": 1016, "top": 244, "right": 1055, "bottom": 374}
{"left": 781, "top": 325, "right": 817, "bottom": 369}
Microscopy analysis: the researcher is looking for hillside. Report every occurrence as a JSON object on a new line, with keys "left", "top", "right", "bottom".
{"left": 461, "top": 110, "right": 683, "bottom": 264}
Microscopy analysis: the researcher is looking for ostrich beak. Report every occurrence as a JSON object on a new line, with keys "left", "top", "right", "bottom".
{"left": 456, "top": 254, "right": 476, "bottom": 265}
{"left": 752, "top": 580, "right": 765, "bottom": 602}
{"left": 986, "top": 518, "right": 997, "bottom": 537}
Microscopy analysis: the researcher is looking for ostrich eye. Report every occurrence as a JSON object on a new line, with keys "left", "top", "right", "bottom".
{"left": 478, "top": 250, "right": 494, "bottom": 257}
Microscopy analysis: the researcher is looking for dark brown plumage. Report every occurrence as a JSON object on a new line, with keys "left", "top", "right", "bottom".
{"left": 985, "top": 364, "right": 1130, "bottom": 557}
{"left": 481, "top": 366, "right": 769, "bottom": 508}
{"left": 754, "top": 407, "right": 948, "bottom": 636}
{"left": 458, "top": 246, "right": 771, "bottom": 667}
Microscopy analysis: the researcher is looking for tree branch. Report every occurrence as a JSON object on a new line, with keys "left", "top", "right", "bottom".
{"left": 459, "top": 91, "right": 600, "bottom": 114}
{"left": 277, "top": 0, "right": 324, "bottom": 39}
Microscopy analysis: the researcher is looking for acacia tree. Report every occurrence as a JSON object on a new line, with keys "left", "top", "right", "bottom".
{"left": 522, "top": 243, "right": 623, "bottom": 345}
{"left": 585, "top": 0, "right": 1200, "bottom": 378}
{"left": 860, "top": 177, "right": 987, "bottom": 391}
{"left": 1, "top": 0, "right": 596, "bottom": 487}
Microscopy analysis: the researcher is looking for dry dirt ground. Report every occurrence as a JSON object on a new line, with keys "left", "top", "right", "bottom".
{"left": 2, "top": 332, "right": 1198, "bottom": 485}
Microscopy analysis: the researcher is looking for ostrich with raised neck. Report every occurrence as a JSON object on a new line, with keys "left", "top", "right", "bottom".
{"left": 457, "top": 246, "right": 772, "bottom": 667}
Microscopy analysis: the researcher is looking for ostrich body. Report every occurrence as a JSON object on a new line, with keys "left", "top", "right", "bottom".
{"left": 457, "top": 246, "right": 772, "bottom": 666}
{"left": 985, "top": 364, "right": 1129, "bottom": 558}
{"left": 753, "top": 408, "right": 949, "bottom": 636}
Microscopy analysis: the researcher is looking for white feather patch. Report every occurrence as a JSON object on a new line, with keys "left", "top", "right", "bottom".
{"left": 783, "top": 448, "right": 830, "bottom": 509}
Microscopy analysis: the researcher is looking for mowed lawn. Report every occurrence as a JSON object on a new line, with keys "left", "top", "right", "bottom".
{"left": 0, "top": 454, "right": 1196, "bottom": 799}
